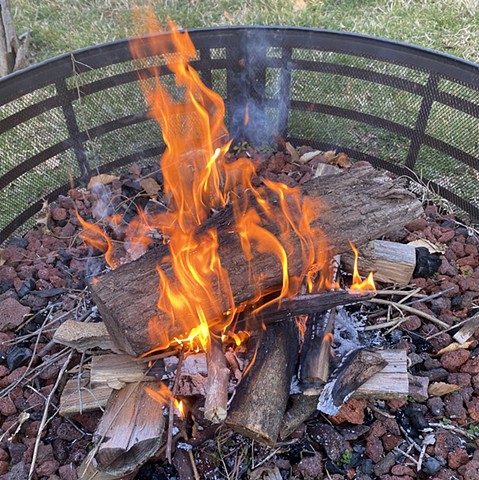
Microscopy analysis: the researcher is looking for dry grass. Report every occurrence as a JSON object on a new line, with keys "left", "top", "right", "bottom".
{"left": 11, "top": 0, "right": 479, "bottom": 63}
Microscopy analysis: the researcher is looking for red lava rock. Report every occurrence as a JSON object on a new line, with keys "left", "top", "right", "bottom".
{"left": 434, "top": 429, "right": 463, "bottom": 457}
{"left": 458, "top": 276, "right": 479, "bottom": 292}
{"left": 0, "top": 366, "right": 28, "bottom": 389}
{"left": 391, "top": 464, "right": 416, "bottom": 476}
{"left": 36, "top": 458, "right": 60, "bottom": 476}
{"left": 58, "top": 463, "right": 78, "bottom": 480}
{"left": 400, "top": 315, "right": 421, "bottom": 331}
{"left": 465, "top": 243, "right": 478, "bottom": 256}
{"left": 438, "top": 230, "right": 456, "bottom": 243}
{"left": 386, "top": 399, "right": 408, "bottom": 411}
{"left": 440, "top": 349, "right": 471, "bottom": 371}
{"left": 381, "top": 433, "right": 402, "bottom": 451}
{"left": 0, "top": 460, "right": 9, "bottom": 474}
{"left": 0, "top": 366, "right": 9, "bottom": 378}
{"left": 447, "top": 372, "right": 471, "bottom": 387}
{"left": 460, "top": 459, "right": 479, "bottom": 477}
{"left": 461, "top": 357, "right": 479, "bottom": 375}
{"left": 365, "top": 434, "right": 384, "bottom": 463}
{"left": 55, "top": 422, "right": 83, "bottom": 442}
{"left": 450, "top": 241, "right": 466, "bottom": 257}
{"left": 447, "top": 447, "right": 469, "bottom": 469}
{"left": 330, "top": 398, "right": 367, "bottom": 424}
{"left": 8, "top": 442, "right": 27, "bottom": 464}
{"left": 292, "top": 451, "right": 323, "bottom": 478}
{"left": 0, "top": 449, "right": 8, "bottom": 462}
{"left": 0, "top": 396, "right": 17, "bottom": 417}
{"left": 405, "top": 218, "right": 427, "bottom": 231}
{"left": 457, "top": 255, "right": 477, "bottom": 267}
{"left": 0, "top": 297, "right": 30, "bottom": 333}
{"left": 444, "top": 391, "right": 467, "bottom": 419}
{"left": 467, "top": 396, "right": 479, "bottom": 421}
{"left": 51, "top": 206, "right": 68, "bottom": 221}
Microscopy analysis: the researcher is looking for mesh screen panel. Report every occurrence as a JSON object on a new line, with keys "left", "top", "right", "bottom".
{"left": 0, "top": 27, "right": 478, "bottom": 243}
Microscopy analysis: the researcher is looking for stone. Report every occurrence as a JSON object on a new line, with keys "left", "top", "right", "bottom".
{"left": 441, "top": 349, "right": 471, "bottom": 372}
{"left": 434, "top": 429, "right": 462, "bottom": 458}
{"left": 373, "top": 452, "right": 395, "bottom": 476}
{"left": 331, "top": 398, "right": 367, "bottom": 425}
{"left": 448, "top": 447, "right": 469, "bottom": 469}
{"left": 0, "top": 298, "right": 30, "bottom": 332}
{"left": 391, "top": 464, "right": 416, "bottom": 476}
{"left": 409, "top": 375, "right": 429, "bottom": 402}
{"left": 421, "top": 456, "right": 443, "bottom": 476}
{"left": 365, "top": 434, "right": 384, "bottom": 463}
{"left": 447, "top": 373, "right": 471, "bottom": 387}
{"left": 444, "top": 392, "right": 467, "bottom": 419}
{"left": 0, "top": 461, "right": 8, "bottom": 475}
{"left": 0, "top": 397, "right": 16, "bottom": 417}
{"left": 308, "top": 424, "right": 346, "bottom": 462}
{"left": 427, "top": 396, "right": 445, "bottom": 416}
{"left": 58, "top": 463, "right": 78, "bottom": 480}
{"left": 461, "top": 357, "right": 479, "bottom": 375}
{"left": 467, "top": 396, "right": 479, "bottom": 421}
{"left": 381, "top": 433, "right": 402, "bottom": 451}
{"left": 292, "top": 451, "right": 323, "bottom": 478}
{"left": 36, "top": 458, "right": 60, "bottom": 477}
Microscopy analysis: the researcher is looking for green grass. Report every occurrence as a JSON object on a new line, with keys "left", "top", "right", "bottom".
{"left": 11, "top": 0, "right": 479, "bottom": 63}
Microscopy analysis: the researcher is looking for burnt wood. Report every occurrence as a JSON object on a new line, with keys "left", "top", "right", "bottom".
{"left": 91, "top": 166, "right": 423, "bottom": 356}
{"left": 225, "top": 320, "right": 301, "bottom": 445}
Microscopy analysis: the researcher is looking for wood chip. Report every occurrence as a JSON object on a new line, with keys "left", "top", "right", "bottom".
{"left": 437, "top": 340, "right": 474, "bottom": 356}
{"left": 285, "top": 142, "right": 300, "bottom": 163}
{"left": 87, "top": 174, "right": 120, "bottom": 190}
{"left": 428, "top": 382, "right": 460, "bottom": 397}
{"left": 140, "top": 178, "right": 162, "bottom": 197}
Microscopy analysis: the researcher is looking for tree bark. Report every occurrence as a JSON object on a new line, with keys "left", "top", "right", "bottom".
{"left": 0, "top": 0, "right": 19, "bottom": 76}
{"left": 91, "top": 165, "right": 423, "bottom": 356}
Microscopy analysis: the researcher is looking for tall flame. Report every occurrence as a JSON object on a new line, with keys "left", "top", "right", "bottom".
{"left": 80, "top": 14, "right": 340, "bottom": 354}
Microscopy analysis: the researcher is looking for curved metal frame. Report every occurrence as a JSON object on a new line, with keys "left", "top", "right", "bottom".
{"left": 1, "top": 27, "right": 478, "bottom": 243}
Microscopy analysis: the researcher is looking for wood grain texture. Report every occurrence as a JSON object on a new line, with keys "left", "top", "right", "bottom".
{"left": 91, "top": 166, "right": 423, "bottom": 356}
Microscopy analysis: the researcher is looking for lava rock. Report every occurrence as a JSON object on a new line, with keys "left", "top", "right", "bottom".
{"left": 6, "top": 345, "right": 32, "bottom": 371}
{"left": 421, "top": 456, "right": 443, "bottom": 475}
{"left": 308, "top": 424, "right": 346, "bottom": 462}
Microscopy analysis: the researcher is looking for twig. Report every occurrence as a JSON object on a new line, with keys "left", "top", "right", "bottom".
{"left": 188, "top": 449, "right": 200, "bottom": 480}
{"left": 393, "top": 446, "right": 419, "bottom": 465}
{"left": 367, "top": 298, "right": 449, "bottom": 329}
{"left": 426, "top": 315, "right": 477, "bottom": 340}
{"left": 428, "top": 422, "right": 477, "bottom": 441}
{"left": 166, "top": 348, "right": 185, "bottom": 463}
{"left": 29, "top": 350, "right": 73, "bottom": 480}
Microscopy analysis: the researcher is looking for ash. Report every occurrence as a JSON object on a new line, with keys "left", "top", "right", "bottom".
{"left": 333, "top": 306, "right": 385, "bottom": 360}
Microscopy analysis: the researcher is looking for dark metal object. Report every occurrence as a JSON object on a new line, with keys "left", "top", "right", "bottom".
{"left": 1, "top": 27, "right": 478, "bottom": 243}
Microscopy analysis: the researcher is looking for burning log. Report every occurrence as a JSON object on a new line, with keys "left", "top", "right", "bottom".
{"left": 298, "top": 310, "right": 334, "bottom": 391}
{"left": 91, "top": 166, "right": 423, "bottom": 357}
{"left": 342, "top": 240, "right": 417, "bottom": 286}
{"left": 225, "top": 320, "right": 301, "bottom": 445}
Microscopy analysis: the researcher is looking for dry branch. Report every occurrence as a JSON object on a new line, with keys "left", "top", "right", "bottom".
{"left": 91, "top": 166, "right": 423, "bottom": 356}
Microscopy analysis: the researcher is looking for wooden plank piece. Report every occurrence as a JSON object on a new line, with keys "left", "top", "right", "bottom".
{"left": 60, "top": 374, "right": 112, "bottom": 416}
{"left": 342, "top": 240, "right": 416, "bottom": 286}
{"left": 94, "top": 381, "right": 166, "bottom": 476}
{"left": 53, "top": 320, "right": 121, "bottom": 353}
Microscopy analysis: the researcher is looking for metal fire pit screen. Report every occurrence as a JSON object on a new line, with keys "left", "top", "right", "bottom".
{"left": 1, "top": 26, "right": 478, "bottom": 244}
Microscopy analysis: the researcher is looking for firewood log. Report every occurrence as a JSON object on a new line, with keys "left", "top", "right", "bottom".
{"left": 91, "top": 166, "right": 423, "bottom": 356}
{"left": 225, "top": 320, "right": 301, "bottom": 445}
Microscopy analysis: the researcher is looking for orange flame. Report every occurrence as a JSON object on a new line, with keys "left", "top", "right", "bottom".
{"left": 348, "top": 241, "right": 376, "bottom": 293}
{"left": 79, "top": 15, "right": 348, "bottom": 356}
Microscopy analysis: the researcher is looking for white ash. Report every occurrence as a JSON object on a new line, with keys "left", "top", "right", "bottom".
{"left": 333, "top": 306, "right": 363, "bottom": 357}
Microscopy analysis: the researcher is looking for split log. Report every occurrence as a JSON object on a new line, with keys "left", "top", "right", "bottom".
{"left": 225, "top": 320, "right": 301, "bottom": 445}
{"left": 90, "top": 354, "right": 157, "bottom": 388}
{"left": 93, "top": 381, "right": 166, "bottom": 476}
{"left": 204, "top": 336, "right": 229, "bottom": 423}
{"left": 60, "top": 373, "right": 112, "bottom": 416}
{"left": 281, "top": 349, "right": 409, "bottom": 438}
{"left": 53, "top": 320, "right": 121, "bottom": 353}
{"left": 318, "top": 348, "right": 408, "bottom": 415}
{"left": 298, "top": 310, "right": 334, "bottom": 390}
{"left": 453, "top": 313, "right": 479, "bottom": 344}
{"left": 91, "top": 166, "right": 423, "bottom": 356}
{"left": 342, "top": 240, "right": 416, "bottom": 286}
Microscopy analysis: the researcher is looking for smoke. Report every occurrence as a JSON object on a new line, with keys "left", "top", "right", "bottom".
{"left": 226, "top": 30, "right": 292, "bottom": 146}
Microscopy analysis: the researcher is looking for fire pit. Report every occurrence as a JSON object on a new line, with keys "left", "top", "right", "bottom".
{"left": 1, "top": 25, "right": 479, "bottom": 480}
